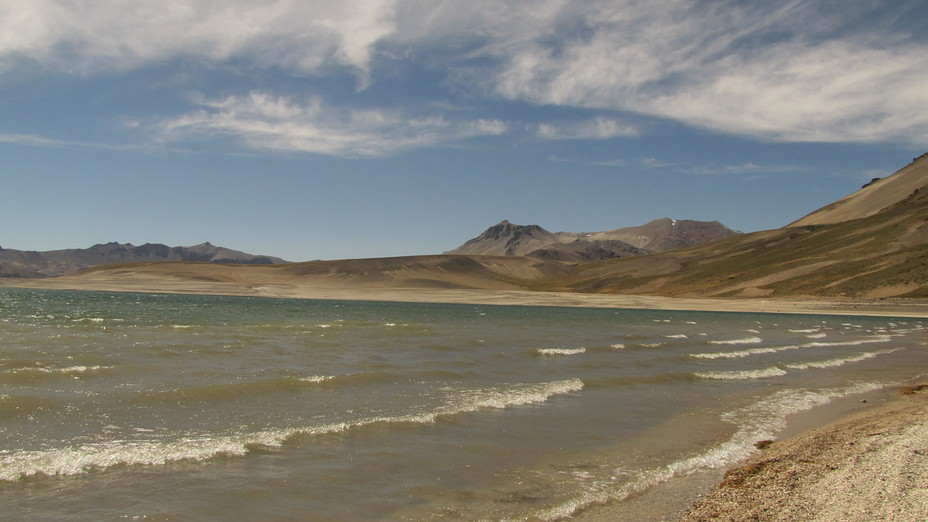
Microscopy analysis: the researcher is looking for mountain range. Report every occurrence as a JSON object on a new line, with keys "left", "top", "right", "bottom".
{"left": 445, "top": 218, "right": 739, "bottom": 261}
{"left": 3, "top": 153, "right": 928, "bottom": 299}
{"left": 0, "top": 242, "right": 287, "bottom": 278}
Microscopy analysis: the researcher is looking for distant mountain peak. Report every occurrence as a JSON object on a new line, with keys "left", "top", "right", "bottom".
{"left": 0, "top": 242, "right": 289, "bottom": 278}
{"left": 447, "top": 218, "right": 740, "bottom": 261}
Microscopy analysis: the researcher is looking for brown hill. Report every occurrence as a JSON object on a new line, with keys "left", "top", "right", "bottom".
{"left": 11, "top": 155, "right": 928, "bottom": 301}
{"left": 65, "top": 255, "right": 569, "bottom": 292}
{"left": 530, "top": 154, "right": 928, "bottom": 298}
{"left": 791, "top": 153, "right": 928, "bottom": 226}
{"left": 446, "top": 218, "right": 739, "bottom": 260}
{"left": 0, "top": 242, "right": 287, "bottom": 278}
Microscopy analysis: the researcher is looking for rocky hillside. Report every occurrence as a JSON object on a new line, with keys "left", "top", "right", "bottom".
{"left": 530, "top": 153, "right": 928, "bottom": 298}
{"left": 446, "top": 218, "right": 739, "bottom": 262}
{"left": 0, "top": 242, "right": 287, "bottom": 278}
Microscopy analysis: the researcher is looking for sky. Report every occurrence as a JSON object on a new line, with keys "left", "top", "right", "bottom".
{"left": 2, "top": 0, "right": 927, "bottom": 262}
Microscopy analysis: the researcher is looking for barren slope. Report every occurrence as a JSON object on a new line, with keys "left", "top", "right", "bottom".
{"left": 791, "top": 153, "right": 928, "bottom": 226}
{"left": 65, "top": 255, "right": 570, "bottom": 292}
{"left": 532, "top": 159, "right": 928, "bottom": 298}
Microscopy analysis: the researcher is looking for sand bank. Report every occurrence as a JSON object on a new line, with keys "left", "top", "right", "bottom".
{"left": 1, "top": 277, "right": 927, "bottom": 318}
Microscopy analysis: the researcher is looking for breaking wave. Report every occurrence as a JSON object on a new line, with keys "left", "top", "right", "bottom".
{"left": 694, "top": 366, "right": 788, "bottom": 381}
{"left": 534, "top": 381, "right": 884, "bottom": 521}
{"left": 709, "top": 336, "right": 763, "bottom": 345}
{"left": 536, "top": 348, "right": 586, "bottom": 356}
{"left": 0, "top": 379, "right": 583, "bottom": 482}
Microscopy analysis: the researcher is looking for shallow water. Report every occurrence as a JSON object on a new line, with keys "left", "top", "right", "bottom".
{"left": 1, "top": 288, "right": 925, "bottom": 520}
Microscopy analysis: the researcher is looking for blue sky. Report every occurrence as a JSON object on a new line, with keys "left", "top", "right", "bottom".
{"left": 2, "top": 1, "right": 927, "bottom": 261}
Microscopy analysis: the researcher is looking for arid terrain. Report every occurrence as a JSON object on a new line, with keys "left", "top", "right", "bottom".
{"left": 4, "top": 154, "right": 928, "bottom": 310}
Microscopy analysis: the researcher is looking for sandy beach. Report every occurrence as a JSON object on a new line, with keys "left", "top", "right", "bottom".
{"left": 2, "top": 276, "right": 927, "bottom": 318}
{"left": 682, "top": 385, "right": 928, "bottom": 521}
{"left": 567, "top": 385, "right": 928, "bottom": 521}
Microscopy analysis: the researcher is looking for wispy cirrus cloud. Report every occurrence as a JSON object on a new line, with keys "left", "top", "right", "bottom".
{"left": 0, "top": 0, "right": 396, "bottom": 80}
{"left": 683, "top": 163, "right": 808, "bottom": 176}
{"left": 533, "top": 117, "right": 638, "bottom": 141}
{"left": 2, "top": 0, "right": 927, "bottom": 154}
{"left": 483, "top": 1, "right": 928, "bottom": 145}
{"left": 154, "top": 92, "right": 507, "bottom": 157}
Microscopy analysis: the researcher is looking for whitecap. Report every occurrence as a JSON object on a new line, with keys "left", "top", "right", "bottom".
{"left": 694, "top": 366, "right": 787, "bottom": 380}
{"left": 785, "top": 349, "right": 899, "bottom": 370}
{"left": 534, "top": 382, "right": 884, "bottom": 521}
{"left": 536, "top": 348, "right": 586, "bottom": 356}
{"left": 709, "top": 336, "right": 763, "bottom": 345}
{"left": 0, "top": 378, "right": 583, "bottom": 482}
{"left": 299, "top": 375, "right": 336, "bottom": 383}
{"left": 691, "top": 344, "right": 801, "bottom": 359}
{"left": 11, "top": 365, "right": 112, "bottom": 375}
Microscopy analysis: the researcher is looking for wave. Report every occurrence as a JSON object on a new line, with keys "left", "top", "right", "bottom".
{"left": 141, "top": 375, "right": 342, "bottom": 404}
{"left": 534, "top": 381, "right": 885, "bottom": 521}
{"left": 691, "top": 344, "right": 801, "bottom": 360}
{"left": 708, "top": 336, "right": 763, "bottom": 345}
{"left": 663, "top": 334, "right": 689, "bottom": 339}
{"left": 0, "top": 379, "right": 583, "bottom": 482}
{"left": 536, "top": 348, "right": 586, "bottom": 356}
{"left": 0, "top": 395, "right": 58, "bottom": 418}
{"left": 785, "top": 349, "right": 900, "bottom": 370}
{"left": 691, "top": 334, "right": 893, "bottom": 360}
{"left": 8, "top": 365, "right": 112, "bottom": 375}
{"left": 694, "top": 366, "right": 787, "bottom": 381}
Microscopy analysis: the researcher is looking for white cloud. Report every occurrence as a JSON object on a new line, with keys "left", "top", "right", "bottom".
{"left": 535, "top": 117, "right": 638, "bottom": 140}
{"left": 685, "top": 163, "right": 807, "bottom": 176}
{"left": 0, "top": 0, "right": 396, "bottom": 76}
{"left": 3, "top": 1, "right": 927, "bottom": 148}
{"left": 155, "top": 92, "right": 507, "bottom": 157}
{"left": 483, "top": 1, "right": 928, "bottom": 145}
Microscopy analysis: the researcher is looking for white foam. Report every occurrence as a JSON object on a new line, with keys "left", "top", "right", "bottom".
{"left": 709, "top": 336, "right": 762, "bottom": 345}
{"left": 299, "top": 375, "right": 335, "bottom": 384}
{"left": 0, "top": 379, "right": 583, "bottom": 482}
{"left": 695, "top": 366, "right": 787, "bottom": 380}
{"left": 785, "top": 349, "right": 899, "bottom": 370}
{"left": 610, "top": 344, "right": 626, "bottom": 350}
{"left": 536, "top": 348, "right": 586, "bottom": 356}
{"left": 691, "top": 344, "right": 801, "bottom": 359}
{"left": 664, "top": 334, "right": 688, "bottom": 339}
{"left": 693, "top": 335, "right": 892, "bottom": 360}
{"left": 535, "top": 381, "right": 884, "bottom": 521}
{"left": 11, "top": 365, "right": 112, "bottom": 375}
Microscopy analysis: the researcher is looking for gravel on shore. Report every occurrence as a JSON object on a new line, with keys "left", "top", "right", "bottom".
{"left": 684, "top": 385, "right": 928, "bottom": 521}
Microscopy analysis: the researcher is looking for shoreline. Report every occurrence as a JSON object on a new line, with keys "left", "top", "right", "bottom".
{"left": 681, "top": 384, "right": 928, "bottom": 521}
{"left": 3, "top": 277, "right": 928, "bottom": 519}
{"left": 2, "top": 277, "right": 927, "bottom": 318}
{"left": 572, "top": 384, "right": 927, "bottom": 521}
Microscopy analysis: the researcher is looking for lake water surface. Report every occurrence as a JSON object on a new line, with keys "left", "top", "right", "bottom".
{"left": 2, "top": 288, "right": 925, "bottom": 520}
